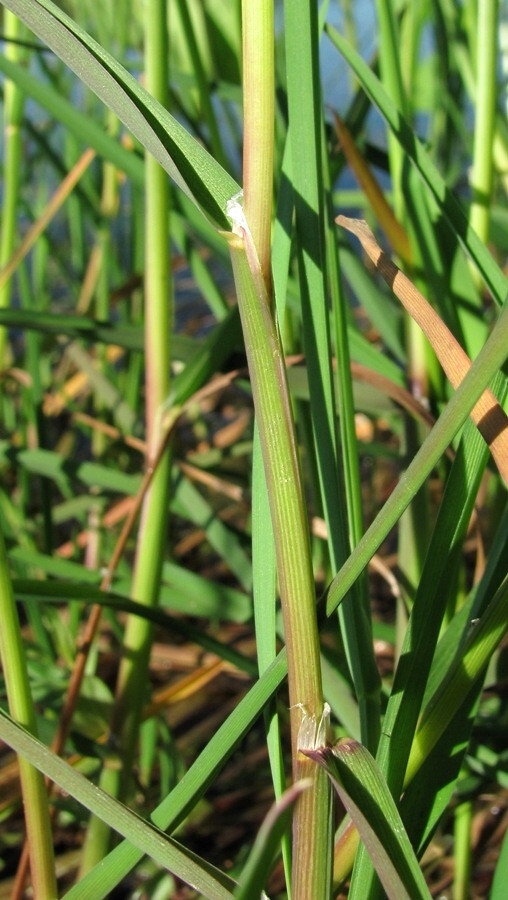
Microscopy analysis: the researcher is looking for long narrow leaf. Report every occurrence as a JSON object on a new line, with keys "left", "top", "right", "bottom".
{"left": 306, "top": 740, "right": 431, "bottom": 900}
{"left": 62, "top": 651, "right": 288, "bottom": 899}
{"left": 325, "top": 301, "right": 508, "bottom": 618}
{"left": 0, "top": 709, "right": 236, "bottom": 900}
{"left": 1, "top": 0, "right": 239, "bottom": 227}
{"left": 234, "top": 782, "right": 309, "bottom": 900}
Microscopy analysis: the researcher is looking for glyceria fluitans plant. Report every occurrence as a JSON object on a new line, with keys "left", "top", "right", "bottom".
{"left": 1, "top": 2, "right": 508, "bottom": 899}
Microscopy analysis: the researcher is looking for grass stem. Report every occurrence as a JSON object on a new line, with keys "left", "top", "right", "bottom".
{"left": 80, "top": 0, "right": 173, "bottom": 869}
{"left": 0, "top": 530, "right": 57, "bottom": 898}
{"left": 469, "top": 0, "right": 498, "bottom": 292}
{"left": 0, "top": 11, "right": 28, "bottom": 365}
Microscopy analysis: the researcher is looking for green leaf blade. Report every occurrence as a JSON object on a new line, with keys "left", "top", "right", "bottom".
{"left": 3, "top": 0, "right": 239, "bottom": 227}
{"left": 306, "top": 740, "right": 431, "bottom": 900}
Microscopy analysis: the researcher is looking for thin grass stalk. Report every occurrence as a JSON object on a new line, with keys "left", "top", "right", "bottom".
{"left": 227, "top": 225, "right": 332, "bottom": 900}
{"left": 80, "top": 0, "right": 172, "bottom": 870}
{"left": 454, "top": 797, "right": 473, "bottom": 899}
{"left": 251, "top": 432, "right": 292, "bottom": 888}
{"left": 0, "top": 16, "right": 57, "bottom": 897}
{"left": 239, "top": 5, "right": 332, "bottom": 896}
{"left": 324, "top": 148, "right": 381, "bottom": 755}
{"left": 0, "top": 530, "right": 57, "bottom": 898}
{"left": 283, "top": 0, "right": 342, "bottom": 564}
{"left": 241, "top": 0, "right": 274, "bottom": 293}
{"left": 286, "top": 0, "right": 381, "bottom": 766}
{"left": 0, "top": 11, "right": 27, "bottom": 366}
{"left": 468, "top": 0, "right": 498, "bottom": 292}
{"left": 92, "top": 109, "right": 120, "bottom": 457}
{"left": 110, "top": 0, "right": 172, "bottom": 757}
{"left": 399, "top": 0, "right": 428, "bottom": 98}
{"left": 375, "top": 0, "right": 431, "bottom": 641}
{"left": 19, "top": 246, "right": 54, "bottom": 556}
{"left": 432, "top": 0, "right": 489, "bottom": 349}
{"left": 375, "top": 0, "right": 407, "bottom": 220}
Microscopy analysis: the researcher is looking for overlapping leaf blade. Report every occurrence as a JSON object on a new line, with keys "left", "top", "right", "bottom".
{"left": 1, "top": 0, "right": 239, "bottom": 227}
{"left": 306, "top": 740, "right": 431, "bottom": 900}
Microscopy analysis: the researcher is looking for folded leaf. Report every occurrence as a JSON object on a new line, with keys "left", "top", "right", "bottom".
{"left": 305, "top": 740, "right": 431, "bottom": 900}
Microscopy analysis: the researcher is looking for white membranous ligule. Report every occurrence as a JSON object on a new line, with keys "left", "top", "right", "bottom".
{"left": 225, "top": 189, "right": 266, "bottom": 291}
{"left": 226, "top": 190, "right": 248, "bottom": 236}
{"left": 296, "top": 702, "right": 331, "bottom": 751}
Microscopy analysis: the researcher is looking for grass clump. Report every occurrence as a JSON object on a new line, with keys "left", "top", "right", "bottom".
{"left": 1, "top": 1, "right": 508, "bottom": 898}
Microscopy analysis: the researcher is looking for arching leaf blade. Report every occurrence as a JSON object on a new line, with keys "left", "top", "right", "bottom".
{"left": 2, "top": 0, "right": 240, "bottom": 227}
